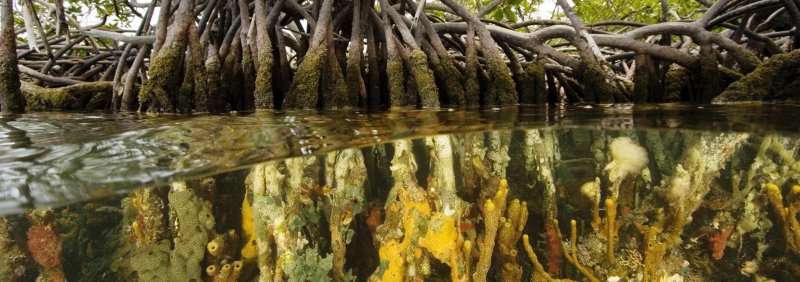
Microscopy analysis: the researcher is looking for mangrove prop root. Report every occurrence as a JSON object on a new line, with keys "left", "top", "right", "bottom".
{"left": 21, "top": 80, "right": 112, "bottom": 110}
{"left": 713, "top": 50, "right": 800, "bottom": 102}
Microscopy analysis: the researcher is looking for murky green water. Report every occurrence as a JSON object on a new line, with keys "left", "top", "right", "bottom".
{"left": 2, "top": 104, "right": 800, "bottom": 281}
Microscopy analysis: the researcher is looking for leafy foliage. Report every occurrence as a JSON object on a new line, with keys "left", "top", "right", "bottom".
{"left": 572, "top": 0, "right": 703, "bottom": 24}
{"left": 452, "top": 0, "right": 544, "bottom": 23}
{"left": 14, "top": 0, "right": 133, "bottom": 35}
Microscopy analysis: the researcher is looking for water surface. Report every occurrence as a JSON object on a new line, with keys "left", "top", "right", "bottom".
{"left": 0, "top": 103, "right": 798, "bottom": 213}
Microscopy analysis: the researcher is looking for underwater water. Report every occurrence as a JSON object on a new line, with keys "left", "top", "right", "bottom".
{"left": 1, "top": 104, "right": 800, "bottom": 281}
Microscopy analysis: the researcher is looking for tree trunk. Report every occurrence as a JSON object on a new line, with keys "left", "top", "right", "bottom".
{"left": 0, "top": 0, "right": 24, "bottom": 113}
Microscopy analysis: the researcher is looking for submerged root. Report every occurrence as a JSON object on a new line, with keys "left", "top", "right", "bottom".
{"left": 324, "top": 148, "right": 366, "bottom": 278}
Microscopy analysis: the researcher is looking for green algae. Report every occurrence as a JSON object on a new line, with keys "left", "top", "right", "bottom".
{"left": 632, "top": 54, "right": 657, "bottom": 102}
{"left": 518, "top": 60, "right": 547, "bottom": 104}
{"left": 714, "top": 50, "right": 800, "bottom": 102}
{"left": 255, "top": 43, "right": 275, "bottom": 109}
{"left": 576, "top": 62, "right": 619, "bottom": 103}
{"left": 464, "top": 58, "right": 481, "bottom": 107}
{"left": 139, "top": 43, "right": 184, "bottom": 112}
{"left": 408, "top": 50, "right": 440, "bottom": 108}
{"left": 321, "top": 47, "right": 352, "bottom": 109}
{"left": 284, "top": 46, "right": 326, "bottom": 109}
{"left": 241, "top": 44, "right": 257, "bottom": 110}
{"left": 437, "top": 54, "right": 466, "bottom": 106}
{"left": 21, "top": 81, "right": 113, "bottom": 110}
{"left": 189, "top": 43, "right": 208, "bottom": 113}
{"left": 0, "top": 59, "right": 23, "bottom": 113}
{"left": 484, "top": 52, "right": 518, "bottom": 106}
{"left": 199, "top": 46, "right": 221, "bottom": 113}
{"left": 387, "top": 55, "right": 411, "bottom": 107}
{"left": 697, "top": 46, "right": 722, "bottom": 102}
{"left": 345, "top": 51, "right": 366, "bottom": 106}
{"left": 664, "top": 65, "right": 688, "bottom": 102}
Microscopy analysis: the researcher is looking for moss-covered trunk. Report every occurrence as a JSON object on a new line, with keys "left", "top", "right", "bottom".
{"left": 284, "top": 0, "right": 348, "bottom": 109}
{"left": 714, "top": 49, "right": 800, "bottom": 102}
{"left": 440, "top": 0, "right": 517, "bottom": 106}
{"left": 253, "top": 0, "right": 274, "bottom": 109}
{"left": 137, "top": 0, "right": 194, "bottom": 112}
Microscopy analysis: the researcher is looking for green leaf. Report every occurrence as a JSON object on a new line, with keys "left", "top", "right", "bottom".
{"left": 503, "top": 7, "right": 517, "bottom": 22}
{"left": 492, "top": 9, "right": 504, "bottom": 21}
